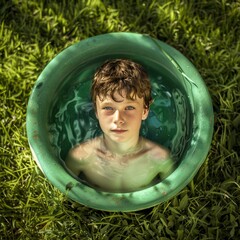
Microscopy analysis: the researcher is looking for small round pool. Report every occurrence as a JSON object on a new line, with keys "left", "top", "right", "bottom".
{"left": 26, "top": 32, "right": 213, "bottom": 212}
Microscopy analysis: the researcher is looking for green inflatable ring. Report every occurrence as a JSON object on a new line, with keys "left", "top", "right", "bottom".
{"left": 26, "top": 32, "right": 213, "bottom": 212}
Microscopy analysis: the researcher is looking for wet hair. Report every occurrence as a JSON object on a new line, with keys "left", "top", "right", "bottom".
{"left": 91, "top": 59, "right": 152, "bottom": 108}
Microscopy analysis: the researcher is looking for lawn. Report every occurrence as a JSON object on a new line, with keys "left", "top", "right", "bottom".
{"left": 1, "top": 0, "right": 240, "bottom": 239}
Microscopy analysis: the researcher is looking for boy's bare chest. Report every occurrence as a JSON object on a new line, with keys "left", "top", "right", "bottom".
{"left": 83, "top": 152, "right": 158, "bottom": 191}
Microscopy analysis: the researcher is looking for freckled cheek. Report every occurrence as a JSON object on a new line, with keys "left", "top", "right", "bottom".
{"left": 128, "top": 112, "right": 142, "bottom": 120}
{"left": 97, "top": 111, "right": 111, "bottom": 118}
{"left": 98, "top": 114, "right": 113, "bottom": 125}
{"left": 125, "top": 117, "right": 142, "bottom": 129}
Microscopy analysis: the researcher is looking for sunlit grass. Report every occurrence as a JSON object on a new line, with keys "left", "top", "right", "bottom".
{"left": 1, "top": 0, "right": 240, "bottom": 239}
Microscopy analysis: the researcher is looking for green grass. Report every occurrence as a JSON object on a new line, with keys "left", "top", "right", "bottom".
{"left": 1, "top": 0, "right": 240, "bottom": 239}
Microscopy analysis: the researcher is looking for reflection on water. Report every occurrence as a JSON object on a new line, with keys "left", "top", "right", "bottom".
{"left": 48, "top": 79, "right": 101, "bottom": 160}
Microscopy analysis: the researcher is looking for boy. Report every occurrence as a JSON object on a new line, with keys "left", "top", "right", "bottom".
{"left": 66, "top": 59, "right": 173, "bottom": 192}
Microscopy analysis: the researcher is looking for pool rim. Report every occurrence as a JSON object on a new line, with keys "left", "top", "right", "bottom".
{"left": 26, "top": 32, "right": 214, "bottom": 212}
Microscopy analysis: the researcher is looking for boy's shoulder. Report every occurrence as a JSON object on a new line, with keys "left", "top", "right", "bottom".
{"left": 65, "top": 137, "right": 102, "bottom": 174}
{"left": 68, "top": 137, "right": 102, "bottom": 160}
{"left": 143, "top": 138, "right": 174, "bottom": 177}
{"left": 143, "top": 138, "right": 170, "bottom": 160}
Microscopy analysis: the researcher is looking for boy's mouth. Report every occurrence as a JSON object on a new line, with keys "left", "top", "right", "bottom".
{"left": 111, "top": 129, "right": 127, "bottom": 134}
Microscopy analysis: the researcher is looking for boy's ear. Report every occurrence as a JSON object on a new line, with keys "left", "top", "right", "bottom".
{"left": 142, "top": 108, "right": 149, "bottom": 120}
{"left": 95, "top": 110, "right": 99, "bottom": 119}
{"left": 93, "top": 104, "right": 99, "bottom": 119}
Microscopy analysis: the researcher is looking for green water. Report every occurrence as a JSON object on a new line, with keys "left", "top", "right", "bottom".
{"left": 48, "top": 57, "right": 193, "bottom": 162}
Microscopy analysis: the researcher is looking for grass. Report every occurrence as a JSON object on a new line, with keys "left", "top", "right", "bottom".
{"left": 0, "top": 0, "right": 240, "bottom": 239}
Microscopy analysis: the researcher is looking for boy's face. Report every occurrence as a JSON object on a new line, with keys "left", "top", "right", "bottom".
{"left": 95, "top": 91, "right": 149, "bottom": 145}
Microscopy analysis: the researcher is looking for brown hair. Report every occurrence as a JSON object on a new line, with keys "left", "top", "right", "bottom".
{"left": 91, "top": 59, "right": 152, "bottom": 108}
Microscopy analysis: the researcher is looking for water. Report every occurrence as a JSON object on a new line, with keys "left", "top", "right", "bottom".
{"left": 48, "top": 57, "right": 193, "bottom": 165}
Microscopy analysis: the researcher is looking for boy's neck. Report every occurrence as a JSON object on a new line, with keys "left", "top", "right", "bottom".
{"left": 102, "top": 135, "right": 142, "bottom": 156}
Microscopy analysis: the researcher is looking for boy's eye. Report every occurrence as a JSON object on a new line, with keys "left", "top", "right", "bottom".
{"left": 125, "top": 106, "right": 135, "bottom": 110}
{"left": 103, "top": 106, "right": 114, "bottom": 110}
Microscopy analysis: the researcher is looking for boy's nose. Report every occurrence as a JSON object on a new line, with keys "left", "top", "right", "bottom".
{"left": 113, "top": 110, "right": 125, "bottom": 125}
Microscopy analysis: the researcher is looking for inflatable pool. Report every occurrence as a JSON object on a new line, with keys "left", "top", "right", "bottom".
{"left": 26, "top": 32, "right": 213, "bottom": 212}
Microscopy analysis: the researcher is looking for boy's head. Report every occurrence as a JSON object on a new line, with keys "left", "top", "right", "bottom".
{"left": 91, "top": 59, "right": 152, "bottom": 109}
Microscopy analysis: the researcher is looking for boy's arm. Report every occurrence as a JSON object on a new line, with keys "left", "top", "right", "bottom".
{"left": 65, "top": 152, "right": 82, "bottom": 176}
{"left": 65, "top": 144, "right": 89, "bottom": 176}
{"left": 150, "top": 143, "right": 174, "bottom": 179}
{"left": 158, "top": 156, "right": 174, "bottom": 179}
